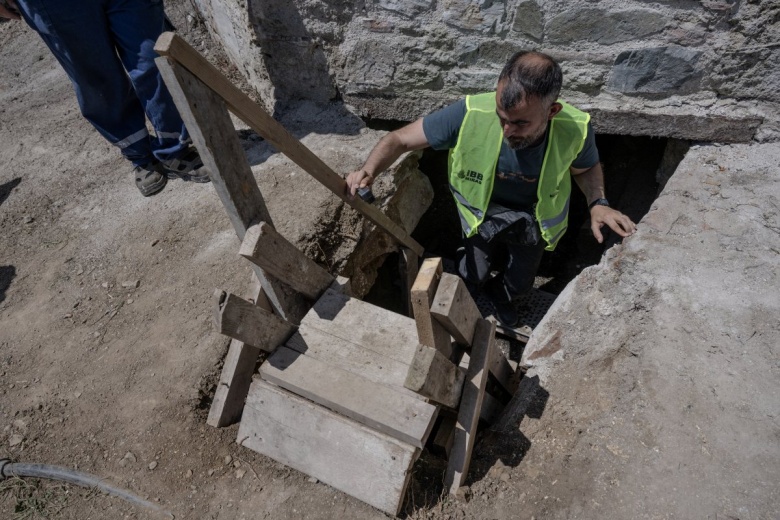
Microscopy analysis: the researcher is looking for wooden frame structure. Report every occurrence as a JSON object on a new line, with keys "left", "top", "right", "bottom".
{"left": 154, "top": 32, "right": 517, "bottom": 515}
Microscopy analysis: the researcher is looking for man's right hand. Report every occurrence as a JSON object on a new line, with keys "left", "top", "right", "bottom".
{"left": 0, "top": 0, "right": 21, "bottom": 20}
{"left": 345, "top": 169, "right": 374, "bottom": 199}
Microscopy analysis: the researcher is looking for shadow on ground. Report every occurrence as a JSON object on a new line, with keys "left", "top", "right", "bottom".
{"left": 0, "top": 177, "right": 22, "bottom": 208}
{"left": 403, "top": 376, "right": 550, "bottom": 516}
{"left": 0, "top": 266, "right": 16, "bottom": 305}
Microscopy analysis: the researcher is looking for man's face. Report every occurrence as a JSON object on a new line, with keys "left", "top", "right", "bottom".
{"left": 495, "top": 84, "right": 560, "bottom": 150}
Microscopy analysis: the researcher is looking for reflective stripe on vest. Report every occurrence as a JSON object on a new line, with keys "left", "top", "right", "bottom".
{"left": 448, "top": 92, "right": 590, "bottom": 250}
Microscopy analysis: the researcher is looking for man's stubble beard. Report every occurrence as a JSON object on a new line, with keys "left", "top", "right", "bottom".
{"left": 505, "top": 123, "right": 547, "bottom": 150}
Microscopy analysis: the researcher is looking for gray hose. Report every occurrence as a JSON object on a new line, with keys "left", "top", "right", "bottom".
{"left": 0, "top": 458, "right": 172, "bottom": 518}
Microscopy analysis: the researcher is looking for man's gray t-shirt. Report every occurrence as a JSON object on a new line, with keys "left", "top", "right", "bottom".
{"left": 422, "top": 99, "right": 599, "bottom": 211}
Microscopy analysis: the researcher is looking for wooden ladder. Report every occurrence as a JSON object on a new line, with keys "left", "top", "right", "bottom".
{"left": 154, "top": 32, "right": 517, "bottom": 515}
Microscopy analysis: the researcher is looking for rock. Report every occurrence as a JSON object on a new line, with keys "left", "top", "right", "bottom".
{"left": 208, "top": 469, "right": 215, "bottom": 476}
{"left": 121, "top": 280, "right": 140, "bottom": 289}
{"left": 126, "top": 298, "right": 134, "bottom": 304}
{"left": 22, "top": 215, "right": 33, "bottom": 224}
{"left": 307, "top": 476, "right": 319, "bottom": 483}
{"left": 150, "top": 239, "right": 159, "bottom": 247}
{"left": 454, "top": 485, "right": 472, "bottom": 503}
{"left": 547, "top": 8, "right": 668, "bottom": 45}
{"left": 186, "top": 469, "right": 193, "bottom": 478}
{"left": 235, "top": 468, "right": 247, "bottom": 479}
{"left": 607, "top": 46, "right": 703, "bottom": 97}
{"left": 124, "top": 451, "right": 137, "bottom": 463}
{"left": 9, "top": 434, "right": 23, "bottom": 447}
{"left": 376, "top": 0, "right": 434, "bottom": 17}
{"left": 442, "top": 0, "right": 511, "bottom": 34}
{"left": 511, "top": 0, "right": 543, "bottom": 41}
{"left": 224, "top": 455, "right": 233, "bottom": 465}
{"left": 73, "top": 391, "right": 81, "bottom": 398}
{"left": 148, "top": 461, "right": 158, "bottom": 470}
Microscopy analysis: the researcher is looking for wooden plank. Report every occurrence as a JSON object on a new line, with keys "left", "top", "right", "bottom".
{"left": 238, "top": 380, "right": 418, "bottom": 516}
{"left": 445, "top": 318, "right": 495, "bottom": 495}
{"left": 239, "top": 221, "right": 334, "bottom": 300}
{"left": 301, "top": 288, "right": 420, "bottom": 366}
{"left": 431, "top": 273, "right": 481, "bottom": 346}
{"left": 285, "top": 329, "right": 423, "bottom": 401}
{"left": 207, "top": 277, "right": 266, "bottom": 427}
{"left": 154, "top": 33, "right": 423, "bottom": 257}
{"left": 431, "top": 413, "right": 457, "bottom": 458}
{"left": 261, "top": 347, "right": 438, "bottom": 448}
{"left": 214, "top": 290, "right": 296, "bottom": 351}
{"left": 155, "top": 55, "right": 307, "bottom": 324}
{"left": 411, "top": 258, "right": 452, "bottom": 357}
{"left": 399, "top": 248, "right": 419, "bottom": 317}
{"left": 404, "top": 344, "right": 464, "bottom": 408}
{"left": 460, "top": 344, "right": 518, "bottom": 396}
{"left": 207, "top": 339, "right": 260, "bottom": 427}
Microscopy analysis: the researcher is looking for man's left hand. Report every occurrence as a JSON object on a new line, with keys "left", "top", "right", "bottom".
{"left": 589, "top": 205, "right": 636, "bottom": 243}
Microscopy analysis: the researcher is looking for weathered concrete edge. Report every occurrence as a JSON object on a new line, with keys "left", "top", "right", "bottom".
{"left": 345, "top": 93, "right": 764, "bottom": 143}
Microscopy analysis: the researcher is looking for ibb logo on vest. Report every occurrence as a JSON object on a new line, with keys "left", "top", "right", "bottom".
{"left": 458, "top": 170, "right": 484, "bottom": 184}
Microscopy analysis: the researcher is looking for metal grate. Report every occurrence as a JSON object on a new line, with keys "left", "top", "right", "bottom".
{"left": 441, "top": 258, "right": 557, "bottom": 340}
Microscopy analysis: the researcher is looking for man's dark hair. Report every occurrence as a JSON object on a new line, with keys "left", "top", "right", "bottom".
{"left": 498, "top": 51, "right": 562, "bottom": 109}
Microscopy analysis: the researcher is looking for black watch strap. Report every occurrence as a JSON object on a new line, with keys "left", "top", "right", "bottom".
{"left": 588, "top": 198, "right": 610, "bottom": 210}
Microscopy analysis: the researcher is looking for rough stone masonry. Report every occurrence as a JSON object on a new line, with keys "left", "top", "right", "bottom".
{"left": 191, "top": 0, "right": 779, "bottom": 143}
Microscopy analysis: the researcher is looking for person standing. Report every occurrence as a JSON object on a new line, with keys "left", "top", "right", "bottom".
{"left": 1, "top": 0, "right": 210, "bottom": 196}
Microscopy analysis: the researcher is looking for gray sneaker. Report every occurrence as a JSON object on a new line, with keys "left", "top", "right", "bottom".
{"left": 134, "top": 162, "right": 167, "bottom": 197}
{"left": 161, "top": 147, "right": 211, "bottom": 183}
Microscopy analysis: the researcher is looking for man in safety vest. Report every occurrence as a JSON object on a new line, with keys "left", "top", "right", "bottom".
{"left": 346, "top": 51, "right": 636, "bottom": 327}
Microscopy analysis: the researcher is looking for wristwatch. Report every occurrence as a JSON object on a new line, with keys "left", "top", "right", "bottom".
{"left": 588, "top": 198, "right": 610, "bottom": 210}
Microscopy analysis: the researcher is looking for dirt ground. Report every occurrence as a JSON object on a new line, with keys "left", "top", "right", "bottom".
{"left": 1, "top": 3, "right": 779, "bottom": 520}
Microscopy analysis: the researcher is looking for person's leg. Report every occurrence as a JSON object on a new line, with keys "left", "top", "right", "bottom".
{"left": 501, "top": 237, "right": 546, "bottom": 300}
{"left": 457, "top": 233, "right": 495, "bottom": 289}
{"left": 15, "top": 0, "right": 156, "bottom": 167}
{"left": 105, "top": 0, "right": 188, "bottom": 163}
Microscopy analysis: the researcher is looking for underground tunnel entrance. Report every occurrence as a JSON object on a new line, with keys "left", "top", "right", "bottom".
{"left": 363, "top": 130, "right": 688, "bottom": 321}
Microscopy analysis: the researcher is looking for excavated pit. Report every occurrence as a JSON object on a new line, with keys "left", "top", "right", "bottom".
{"left": 364, "top": 126, "right": 686, "bottom": 319}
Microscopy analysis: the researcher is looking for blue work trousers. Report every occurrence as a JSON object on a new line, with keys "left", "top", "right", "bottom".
{"left": 16, "top": 0, "right": 188, "bottom": 166}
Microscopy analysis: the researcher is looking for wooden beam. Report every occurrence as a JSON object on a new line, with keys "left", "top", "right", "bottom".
{"left": 430, "top": 390, "right": 503, "bottom": 459}
{"left": 155, "top": 55, "right": 307, "bottom": 323}
{"left": 213, "top": 290, "right": 296, "bottom": 351}
{"left": 261, "top": 347, "right": 438, "bottom": 448}
{"left": 239, "top": 221, "right": 334, "bottom": 300}
{"left": 411, "top": 258, "right": 452, "bottom": 357}
{"left": 431, "top": 413, "right": 457, "bottom": 459}
{"left": 431, "top": 273, "right": 481, "bottom": 346}
{"left": 460, "top": 345, "right": 518, "bottom": 396}
{"left": 445, "top": 318, "right": 495, "bottom": 495}
{"left": 404, "top": 344, "right": 464, "bottom": 408}
{"left": 207, "top": 277, "right": 267, "bottom": 427}
{"left": 238, "top": 380, "right": 419, "bottom": 516}
{"left": 154, "top": 32, "right": 423, "bottom": 257}
{"left": 398, "top": 248, "right": 419, "bottom": 317}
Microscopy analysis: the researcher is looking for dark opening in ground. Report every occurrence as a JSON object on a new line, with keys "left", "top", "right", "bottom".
{"left": 364, "top": 130, "right": 686, "bottom": 312}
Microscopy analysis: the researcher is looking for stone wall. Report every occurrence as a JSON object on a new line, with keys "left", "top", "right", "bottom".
{"left": 192, "top": 0, "right": 779, "bottom": 141}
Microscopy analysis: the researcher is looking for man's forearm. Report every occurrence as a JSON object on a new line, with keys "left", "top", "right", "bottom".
{"left": 359, "top": 132, "right": 408, "bottom": 178}
{"left": 571, "top": 163, "right": 606, "bottom": 205}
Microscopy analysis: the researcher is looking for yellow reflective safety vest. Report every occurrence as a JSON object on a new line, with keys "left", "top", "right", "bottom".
{"left": 448, "top": 92, "right": 590, "bottom": 250}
